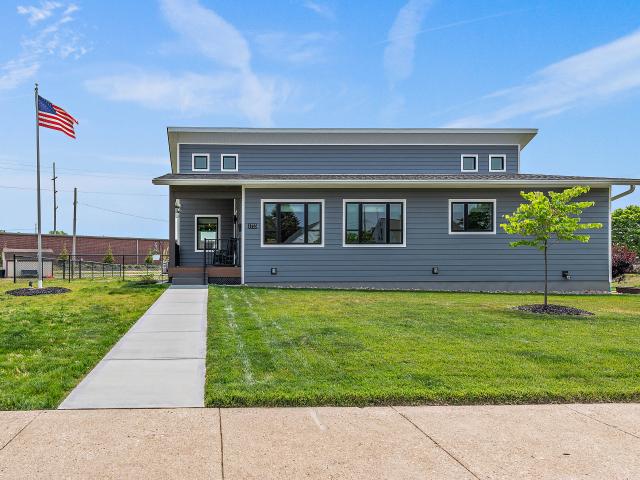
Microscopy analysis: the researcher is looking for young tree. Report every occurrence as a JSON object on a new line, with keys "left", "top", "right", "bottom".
{"left": 501, "top": 186, "right": 602, "bottom": 307}
{"left": 144, "top": 248, "right": 155, "bottom": 265}
{"left": 612, "top": 205, "right": 640, "bottom": 255}
{"left": 103, "top": 244, "right": 115, "bottom": 264}
{"left": 58, "top": 243, "right": 69, "bottom": 261}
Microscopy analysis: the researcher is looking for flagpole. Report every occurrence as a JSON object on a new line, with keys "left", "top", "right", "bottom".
{"left": 35, "top": 83, "right": 43, "bottom": 289}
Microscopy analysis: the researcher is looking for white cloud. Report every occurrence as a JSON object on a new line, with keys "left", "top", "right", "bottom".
{"left": 383, "top": 0, "right": 433, "bottom": 86}
{"left": 85, "top": 70, "right": 282, "bottom": 126}
{"left": 254, "top": 31, "right": 336, "bottom": 65}
{"left": 17, "top": 1, "right": 62, "bottom": 25}
{"left": 1, "top": 2, "right": 86, "bottom": 91}
{"left": 88, "top": 0, "right": 281, "bottom": 126}
{"left": 0, "top": 58, "right": 40, "bottom": 90}
{"left": 303, "top": 1, "right": 335, "bottom": 20}
{"left": 447, "top": 29, "right": 640, "bottom": 127}
{"left": 159, "top": 0, "right": 251, "bottom": 71}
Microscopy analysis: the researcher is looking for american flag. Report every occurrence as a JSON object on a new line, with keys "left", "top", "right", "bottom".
{"left": 38, "top": 95, "right": 78, "bottom": 139}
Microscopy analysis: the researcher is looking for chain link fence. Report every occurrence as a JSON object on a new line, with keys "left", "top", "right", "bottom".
{"left": 7, "top": 254, "right": 169, "bottom": 283}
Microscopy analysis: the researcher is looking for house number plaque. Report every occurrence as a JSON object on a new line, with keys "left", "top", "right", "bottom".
{"left": 247, "top": 223, "right": 258, "bottom": 229}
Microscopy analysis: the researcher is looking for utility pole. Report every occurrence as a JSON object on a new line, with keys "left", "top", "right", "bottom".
{"left": 72, "top": 187, "right": 77, "bottom": 257}
{"left": 52, "top": 162, "right": 58, "bottom": 232}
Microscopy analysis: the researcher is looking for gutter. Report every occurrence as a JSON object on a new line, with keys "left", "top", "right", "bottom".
{"left": 152, "top": 178, "right": 629, "bottom": 188}
{"left": 611, "top": 185, "right": 636, "bottom": 201}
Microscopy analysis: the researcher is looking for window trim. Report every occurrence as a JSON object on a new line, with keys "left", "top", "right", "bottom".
{"left": 220, "top": 153, "right": 239, "bottom": 172}
{"left": 191, "top": 153, "right": 210, "bottom": 171}
{"left": 194, "top": 214, "right": 221, "bottom": 252}
{"left": 448, "top": 199, "right": 496, "bottom": 235}
{"left": 260, "top": 199, "right": 325, "bottom": 248}
{"left": 342, "top": 199, "right": 407, "bottom": 247}
{"left": 489, "top": 154, "right": 507, "bottom": 172}
{"left": 460, "top": 154, "right": 479, "bottom": 172}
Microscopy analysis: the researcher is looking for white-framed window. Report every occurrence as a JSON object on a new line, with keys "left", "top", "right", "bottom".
{"left": 460, "top": 154, "right": 478, "bottom": 172}
{"left": 448, "top": 199, "right": 496, "bottom": 234}
{"left": 342, "top": 199, "right": 406, "bottom": 247}
{"left": 489, "top": 154, "right": 506, "bottom": 172}
{"left": 221, "top": 154, "right": 238, "bottom": 172}
{"left": 192, "top": 153, "right": 210, "bottom": 171}
{"left": 261, "top": 199, "right": 325, "bottom": 247}
{"left": 194, "top": 214, "right": 220, "bottom": 251}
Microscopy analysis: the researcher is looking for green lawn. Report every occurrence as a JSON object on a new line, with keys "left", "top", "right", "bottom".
{"left": 206, "top": 287, "right": 640, "bottom": 407}
{"left": 0, "top": 279, "right": 167, "bottom": 410}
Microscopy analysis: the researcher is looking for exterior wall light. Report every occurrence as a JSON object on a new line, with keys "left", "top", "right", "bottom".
{"left": 562, "top": 270, "right": 571, "bottom": 280}
{"left": 271, "top": 267, "right": 278, "bottom": 275}
{"left": 432, "top": 266, "right": 439, "bottom": 275}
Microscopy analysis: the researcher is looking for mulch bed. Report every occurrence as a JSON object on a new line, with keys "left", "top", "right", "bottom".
{"left": 5, "top": 287, "right": 71, "bottom": 297}
{"left": 616, "top": 287, "right": 640, "bottom": 294}
{"left": 514, "top": 304, "right": 594, "bottom": 316}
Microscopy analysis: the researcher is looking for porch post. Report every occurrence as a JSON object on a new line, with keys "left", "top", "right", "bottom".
{"left": 169, "top": 186, "right": 176, "bottom": 268}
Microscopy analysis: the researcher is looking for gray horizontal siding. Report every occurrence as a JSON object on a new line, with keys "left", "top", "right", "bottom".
{"left": 242, "top": 188, "right": 610, "bottom": 288}
{"left": 177, "top": 198, "right": 235, "bottom": 266}
{"left": 179, "top": 144, "right": 519, "bottom": 174}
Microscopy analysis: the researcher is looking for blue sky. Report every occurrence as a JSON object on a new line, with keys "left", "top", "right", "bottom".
{"left": 1, "top": 0, "right": 639, "bottom": 238}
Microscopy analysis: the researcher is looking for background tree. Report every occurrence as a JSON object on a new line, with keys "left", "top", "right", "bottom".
{"left": 612, "top": 205, "right": 640, "bottom": 255}
{"left": 501, "top": 186, "right": 602, "bottom": 307}
{"left": 58, "top": 243, "right": 69, "bottom": 261}
{"left": 103, "top": 244, "right": 114, "bottom": 264}
{"left": 48, "top": 230, "right": 67, "bottom": 235}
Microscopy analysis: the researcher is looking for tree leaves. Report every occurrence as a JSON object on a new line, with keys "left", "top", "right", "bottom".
{"left": 500, "top": 186, "right": 603, "bottom": 251}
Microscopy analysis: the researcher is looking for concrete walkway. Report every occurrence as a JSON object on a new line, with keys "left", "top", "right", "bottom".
{"left": 1, "top": 404, "right": 640, "bottom": 479}
{"left": 59, "top": 285, "right": 208, "bottom": 409}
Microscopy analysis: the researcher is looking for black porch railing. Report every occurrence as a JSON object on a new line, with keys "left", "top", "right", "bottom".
{"left": 203, "top": 238, "right": 240, "bottom": 267}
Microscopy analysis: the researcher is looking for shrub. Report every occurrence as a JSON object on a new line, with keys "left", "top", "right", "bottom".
{"left": 144, "top": 248, "right": 155, "bottom": 265}
{"left": 612, "top": 244, "right": 637, "bottom": 278}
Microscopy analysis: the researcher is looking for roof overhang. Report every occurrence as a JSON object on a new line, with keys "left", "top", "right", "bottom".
{"left": 166, "top": 127, "right": 538, "bottom": 173}
{"left": 153, "top": 175, "right": 640, "bottom": 189}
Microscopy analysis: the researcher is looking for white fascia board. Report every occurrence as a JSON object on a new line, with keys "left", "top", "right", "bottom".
{"left": 152, "top": 178, "right": 631, "bottom": 188}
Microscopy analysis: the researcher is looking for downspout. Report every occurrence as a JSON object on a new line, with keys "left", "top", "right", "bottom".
{"left": 611, "top": 185, "right": 636, "bottom": 201}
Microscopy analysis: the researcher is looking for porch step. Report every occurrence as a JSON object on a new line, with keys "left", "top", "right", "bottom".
{"left": 172, "top": 275, "right": 206, "bottom": 285}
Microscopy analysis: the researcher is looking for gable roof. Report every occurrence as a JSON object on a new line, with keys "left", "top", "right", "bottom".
{"left": 166, "top": 127, "right": 538, "bottom": 173}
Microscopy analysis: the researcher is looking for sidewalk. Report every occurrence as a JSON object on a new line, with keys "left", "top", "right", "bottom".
{"left": 59, "top": 285, "right": 208, "bottom": 409}
{"left": 1, "top": 403, "right": 639, "bottom": 479}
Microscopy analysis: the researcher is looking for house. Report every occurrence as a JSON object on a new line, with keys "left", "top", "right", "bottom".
{"left": 152, "top": 128, "right": 639, "bottom": 291}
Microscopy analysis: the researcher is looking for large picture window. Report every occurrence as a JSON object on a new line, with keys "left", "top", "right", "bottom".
{"left": 262, "top": 201, "right": 323, "bottom": 246}
{"left": 344, "top": 201, "right": 405, "bottom": 246}
{"left": 195, "top": 215, "right": 219, "bottom": 251}
{"left": 449, "top": 200, "right": 495, "bottom": 234}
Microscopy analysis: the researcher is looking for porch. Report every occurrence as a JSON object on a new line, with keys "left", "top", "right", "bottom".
{"left": 168, "top": 186, "right": 242, "bottom": 285}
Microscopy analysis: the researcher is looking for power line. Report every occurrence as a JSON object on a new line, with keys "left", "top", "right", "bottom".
{"left": 0, "top": 163, "right": 151, "bottom": 181}
{"left": 0, "top": 184, "right": 167, "bottom": 197}
{"left": 78, "top": 202, "right": 167, "bottom": 222}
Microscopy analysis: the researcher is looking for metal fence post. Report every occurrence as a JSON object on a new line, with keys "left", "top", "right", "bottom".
{"left": 79, "top": 259, "right": 82, "bottom": 279}
{"left": 122, "top": 255, "right": 125, "bottom": 281}
{"left": 13, "top": 254, "right": 16, "bottom": 283}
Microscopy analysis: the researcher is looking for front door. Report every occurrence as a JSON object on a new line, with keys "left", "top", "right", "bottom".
{"left": 196, "top": 215, "right": 220, "bottom": 251}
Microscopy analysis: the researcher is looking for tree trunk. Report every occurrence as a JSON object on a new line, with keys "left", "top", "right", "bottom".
{"left": 544, "top": 241, "right": 548, "bottom": 306}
